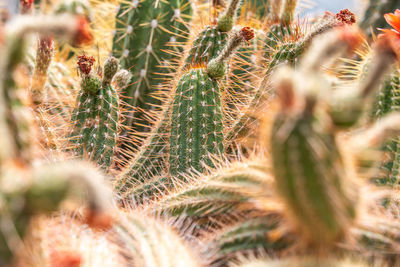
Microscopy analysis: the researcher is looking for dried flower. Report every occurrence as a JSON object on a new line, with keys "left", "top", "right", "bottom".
{"left": 77, "top": 54, "right": 95, "bottom": 75}
{"left": 240, "top": 27, "right": 255, "bottom": 42}
{"left": 336, "top": 9, "right": 356, "bottom": 25}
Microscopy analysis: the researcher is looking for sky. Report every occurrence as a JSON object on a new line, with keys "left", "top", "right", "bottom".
{"left": 299, "top": 0, "right": 358, "bottom": 16}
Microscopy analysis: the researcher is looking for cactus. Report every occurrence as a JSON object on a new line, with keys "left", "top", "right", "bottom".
{"left": 269, "top": 27, "right": 398, "bottom": 248}
{"left": 226, "top": 9, "right": 356, "bottom": 147}
{"left": 115, "top": 105, "right": 171, "bottom": 194}
{"left": 264, "top": 0, "right": 297, "bottom": 58}
{"left": 184, "top": 0, "right": 242, "bottom": 68}
{"left": 202, "top": 214, "right": 294, "bottom": 266}
{"left": 147, "top": 162, "right": 270, "bottom": 225}
{"left": 112, "top": 0, "right": 192, "bottom": 133}
{"left": 69, "top": 55, "right": 120, "bottom": 170}
{"left": 112, "top": 212, "right": 200, "bottom": 267}
{"left": 115, "top": 27, "right": 255, "bottom": 199}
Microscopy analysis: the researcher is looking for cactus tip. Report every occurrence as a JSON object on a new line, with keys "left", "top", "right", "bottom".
{"left": 103, "top": 56, "right": 119, "bottom": 83}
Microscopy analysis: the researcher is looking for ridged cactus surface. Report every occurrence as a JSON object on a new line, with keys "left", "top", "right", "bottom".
{"left": 69, "top": 55, "right": 120, "bottom": 170}
{"left": 112, "top": 0, "right": 192, "bottom": 132}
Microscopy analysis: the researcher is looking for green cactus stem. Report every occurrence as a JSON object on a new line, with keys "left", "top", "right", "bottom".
{"left": 202, "top": 214, "right": 294, "bottom": 266}
{"left": 112, "top": 0, "right": 192, "bottom": 133}
{"left": 226, "top": 9, "right": 356, "bottom": 146}
{"left": 69, "top": 55, "right": 120, "bottom": 170}
{"left": 113, "top": 212, "right": 200, "bottom": 267}
{"left": 183, "top": 0, "right": 242, "bottom": 68}
{"left": 115, "top": 105, "right": 171, "bottom": 195}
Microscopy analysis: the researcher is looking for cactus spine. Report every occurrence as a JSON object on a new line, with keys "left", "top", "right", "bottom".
{"left": 184, "top": 0, "right": 242, "bottom": 68}
{"left": 69, "top": 56, "right": 120, "bottom": 170}
{"left": 112, "top": 0, "right": 192, "bottom": 132}
{"left": 113, "top": 212, "right": 200, "bottom": 267}
{"left": 227, "top": 9, "right": 356, "bottom": 145}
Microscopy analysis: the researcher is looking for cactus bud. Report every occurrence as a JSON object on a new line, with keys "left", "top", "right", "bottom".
{"left": 217, "top": 0, "right": 242, "bottom": 32}
{"left": 113, "top": 69, "right": 132, "bottom": 90}
{"left": 207, "top": 27, "right": 254, "bottom": 79}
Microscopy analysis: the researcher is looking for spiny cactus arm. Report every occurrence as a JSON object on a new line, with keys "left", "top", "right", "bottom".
{"left": 227, "top": 10, "right": 357, "bottom": 144}
{"left": 328, "top": 36, "right": 398, "bottom": 128}
{"left": 112, "top": 212, "right": 200, "bottom": 267}
{"left": 217, "top": 0, "right": 242, "bottom": 32}
{"left": 184, "top": 0, "right": 244, "bottom": 68}
{"left": 115, "top": 104, "right": 171, "bottom": 194}
{"left": 207, "top": 27, "right": 255, "bottom": 79}
{"left": 150, "top": 165, "right": 271, "bottom": 222}
{"left": 112, "top": 0, "right": 192, "bottom": 132}
{"left": 203, "top": 214, "right": 294, "bottom": 265}
{"left": 183, "top": 26, "right": 228, "bottom": 68}
{"left": 169, "top": 69, "right": 224, "bottom": 176}
{"left": 0, "top": 161, "right": 115, "bottom": 264}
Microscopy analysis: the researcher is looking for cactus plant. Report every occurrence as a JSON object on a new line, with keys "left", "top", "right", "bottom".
{"left": 115, "top": 27, "right": 255, "bottom": 201}
{"left": 112, "top": 0, "right": 192, "bottom": 133}
{"left": 226, "top": 9, "right": 357, "bottom": 148}
{"left": 69, "top": 55, "right": 120, "bottom": 170}
{"left": 184, "top": 0, "right": 242, "bottom": 68}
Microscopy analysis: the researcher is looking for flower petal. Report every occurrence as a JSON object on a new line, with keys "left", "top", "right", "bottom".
{"left": 384, "top": 12, "right": 400, "bottom": 32}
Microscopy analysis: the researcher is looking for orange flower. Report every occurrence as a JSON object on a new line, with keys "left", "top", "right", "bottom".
{"left": 379, "top": 9, "right": 400, "bottom": 59}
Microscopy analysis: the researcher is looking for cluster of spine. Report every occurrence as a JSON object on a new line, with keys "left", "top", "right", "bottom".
{"left": 184, "top": 0, "right": 242, "bottom": 68}
{"left": 270, "top": 27, "right": 397, "bottom": 247}
{"left": 112, "top": 0, "right": 192, "bottom": 133}
{"left": 69, "top": 55, "right": 121, "bottom": 170}
{"left": 226, "top": 9, "right": 357, "bottom": 148}
{"left": 115, "top": 27, "right": 255, "bottom": 202}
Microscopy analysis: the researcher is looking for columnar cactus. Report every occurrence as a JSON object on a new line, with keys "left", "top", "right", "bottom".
{"left": 112, "top": 0, "right": 192, "bottom": 132}
{"left": 115, "top": 27, "right": 255, "bottom": 199}
{"left": 227, "top": 9, "right": 356, "bottom": 147}
{"left": 170, "top": 27, "right": 255, "bottom": 176}
{"left": 184, "top": 0, "right": 242, "bottom": 68}
{"left": 69, "top": 55, "right": 120, "bottom": 170}
{"left": 270, "top": 28, "right": 397, "bottom": 247}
